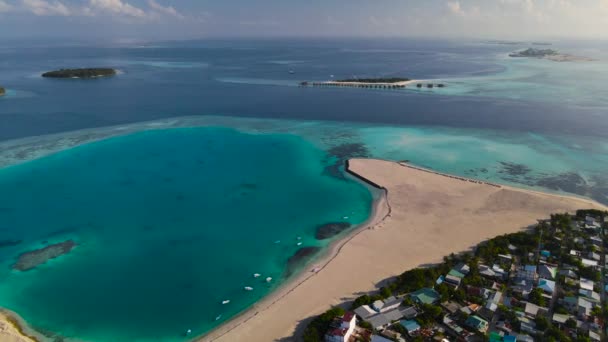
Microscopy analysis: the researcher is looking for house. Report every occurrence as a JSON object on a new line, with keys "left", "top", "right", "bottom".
{"left": 410, "top": 288, "right": 440, "bottom": 305}
{"left": 465, "top": 315, "right": 489, "bottom": 333}
{"left": 559, "top": 269, "right": 577, "bottom": 279}
{"left": 581, "top": 258, "right": 599, "bottom": 268}
{"left": 380, "top": 296, "right": 401, "bottom": 313}
{"left": 492, "top": 264, "right": 508, "bottom": 279}
{"left": 441, "top": 301, "right": 462, "bottom": 314}
{"left": 540, "top": 250, "right": 551, "bottom": 258}
{"left": 580, "top": 278, "right": 595, "bottom": 291}
{"left": 560, "top": 297, "right": 578, "bottom": 313}
{"left": 325, "top": 312, "right": 356, "bottom": 342}
{"left": 517, "top": 334, "right": 534, "bottom": 342}
{"left": 371, "top": 335, "right": 393, "bottom": 342}
{"left": 479, "top": 264, "right": 497, "bottom": 278}
{"left": 579, "top": 289, "right": 601, "bottom": 301}
{"left": 570, "top": 250, "right": 581, "bottom": 257}
{"left": 586, "top": 215, "right": 596, "bottom": 226}
{"left": 538, "top": 265, "right": 557, "bottom": 280}
{"left": 538, "top": 279, "right": 556, "bottom": 294}
{"left": 498, "top": 254, "right": 513, "bottom": 264}
{"left": 521, "top": 265, "right": 537, "bottom": 280}
{"left": 588, "top": 252, "right": 601, "bottom": 261}
{"left": 372, "top": 300, "right": 385, "bottom": 312}
{"left": 399, "top": 306, "right": 419, "bottom": 319}
{"left": 488, "top": 291, "right": 503, "bottom": 305}
{"left": 524, "top": 302, "right": 548, "bottom": 318}
{"left": 552, "top": 313, "right": 571, "bottom": 325}
{"left": 453, "top": 263, "right": 471, "bottom": 275}
{"left": 400, "top": 320, "right": 421, "bottom": 335}
{"left": 589, "top": 236, "right": 602, "bottom": 247}
{"left": 367, "top": 314, "right": 391, "bottom": 331}
{"left": 354, "top": 305, "right": 377, "bottom": 320}
{"left": 445, "top": 274, "right": 463, "bottom": 288}
{"left": 578, "top": 297, "right": 595, "bottom": 317}
{"left": 519, "top": 317, "right": 538, "bottom": 335}
{"left": 589, "top": 331, "right": 601, "bottom": 342}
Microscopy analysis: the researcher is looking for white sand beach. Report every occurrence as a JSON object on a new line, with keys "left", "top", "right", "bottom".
{"left": 200, "top": 158, "right": 606, "bottom": 342}
{"left": 0, "top": 311, "right": 39, "bottom": 342}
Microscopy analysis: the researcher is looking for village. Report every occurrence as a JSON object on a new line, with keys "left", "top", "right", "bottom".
{"left": 305, "top": 209, "right": 608, "bottom": 342}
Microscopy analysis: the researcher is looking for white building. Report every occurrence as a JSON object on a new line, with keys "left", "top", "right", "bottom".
{"left": 325, "top": 312, "right": 357, "bottom": 342}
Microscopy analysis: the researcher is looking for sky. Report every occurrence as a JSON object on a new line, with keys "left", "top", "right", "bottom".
{"left": 0, "top": 0, "right": 607, "bottom": 41}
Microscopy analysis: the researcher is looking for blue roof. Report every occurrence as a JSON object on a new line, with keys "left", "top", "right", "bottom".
{"left": 540, "top": 250, "right": 551, "bottom": 257}
{"left": 400, "top": 319, "right": 421, "bottom": 332}
{"left": 504, "top": 336, "right": 517, "bottom": 342}
{"left": 524, "top": 265, "right": 536, "bottom": 272}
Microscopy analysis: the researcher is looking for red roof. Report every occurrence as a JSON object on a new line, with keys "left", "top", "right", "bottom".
{"left": 342, "top": 311, "right": 355, "bottom": 322}
{"left": 328, "top": 328, "right": 348, "bottom": 336}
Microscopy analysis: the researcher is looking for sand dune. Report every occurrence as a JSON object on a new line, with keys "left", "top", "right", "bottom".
{"left": 201, "top": 158, "right": 606, "bottom": 342}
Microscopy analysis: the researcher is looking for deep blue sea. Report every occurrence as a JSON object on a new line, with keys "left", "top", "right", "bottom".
{"left": 0, "top": 38, "right": 607, "bottom": 341}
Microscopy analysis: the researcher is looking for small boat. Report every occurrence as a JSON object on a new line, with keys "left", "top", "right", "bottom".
{"left": 297, "top": 242, "right": 302, "bottom": 246}
{"left": 244, "top": 286, "right": 254, "bottom": 291}
{"left": 266, "top": 277, "right": 272, "bottom": 282}
{"left": 274, "top": 240, "right": 281, "bottom": 244}
{"left": 296, "top": 236, "right": 302, "bottom": 240}
{"left": 253, "top": 273, "right": 261, "bottom": 278}
{"left": 330, "top": 75, "right": 334, "bottom": 78}
{"left": 215, "top": 315, "right": 222, "bottom": 321}
{"left": 343, "top": 216, "right": 349, "bottom": 219}
{"left": 185, "top": 329, "right": 192, "bottom": 336}
{"left": 289, "top": 70, "right": 295, "bottom": 74}
{"left": 222, "top": 300, "right": 230, "bottom": 305}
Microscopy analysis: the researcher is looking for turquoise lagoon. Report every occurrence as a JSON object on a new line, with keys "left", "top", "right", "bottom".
{"left": 0, "top": 127, "right": 373, "bottom": 341}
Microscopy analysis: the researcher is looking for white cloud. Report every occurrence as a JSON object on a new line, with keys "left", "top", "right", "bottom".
{"left": 0, "top": 0, "right": 12, "bottom": 12}
{"left": 89, "top": 0, "right": 147, "bottom": 17}
{"left": 21, "top": 0, "right": 70, "bottom": 16}
{"left": 447, "top": 1, "right": 465, "bottom": 15}
{"left": 148, "top": 0, "right": 184, "bottom": 19}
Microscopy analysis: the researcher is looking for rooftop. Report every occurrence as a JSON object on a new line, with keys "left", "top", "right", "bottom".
{"left": 410, "top": 288, "right": 440, "bottom": 305}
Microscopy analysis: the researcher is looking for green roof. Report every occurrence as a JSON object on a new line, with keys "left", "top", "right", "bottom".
{"left": 410, "top": 288, "right": 440, "bottom": 305}
{"left": 465, "top": 315, "right": 489, "bottom": 330}
{"left": 490, "top": 332, "right": 503, "bottom": 342}
{"left": 448, "top": 269, "right": 466, "bottom": 279}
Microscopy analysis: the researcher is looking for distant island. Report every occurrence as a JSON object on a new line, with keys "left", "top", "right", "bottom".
{"left": 334, "top": 77, "right": 410, "bottom": 83}
{"left": 12, "top": 240, "right": 77, "bottom": 271}
{"left": 509, "top": 48, "right": 593, "bottom": 62}
{"left": 0, "top": 87, "right": 5, "bottom": 96}
{"left": 300, "top": 77, "right": 445, "bottom": 89}
{"left": 42, "top": 68, "right": 116, "bottom": 79}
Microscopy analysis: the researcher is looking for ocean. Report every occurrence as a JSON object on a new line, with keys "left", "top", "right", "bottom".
{"left": 0, "top": 38, "right": 607, "bottom": 341}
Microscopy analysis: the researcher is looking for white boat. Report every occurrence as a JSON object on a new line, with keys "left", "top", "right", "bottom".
{"left": 244, "top": 286, "right": 254, "bottom": 291}
{"left": 266, "top": 277, "right": 272, "bottom": 282}
{"left": 253, "top": 273, "right": 261, "bottom": 278}
{"left": 289, "top": 70, "right": 295, "bottom": 74}
{"left": 274, "top": 240, "right": 281, "bottom": 244}
{"left": 215, "top": 315, "right": 222, "bottom": 321}
{"left": 185, "top": 329, "right": 192, "bottom": 336}
{"left": 343, "top": 216, "right": 349, "bottom": 219}
{"left": 297, "top": 242, "right": 302, "bottom": 246}
{"left": 222, "top": 300, "right": 230, "bottom": 305}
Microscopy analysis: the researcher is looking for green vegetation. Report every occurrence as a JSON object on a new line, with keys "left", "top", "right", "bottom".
{"left": 0, "top": 86, "right": 5, "bottom": 96}
{"left": 42, "top": 68, "right": 116, "bottom": 78}
{"left": 335, "top": 77, "right": 410, "bottom": 83}
{"left": 302, "top": 307, "right": 345, "bottom": 342}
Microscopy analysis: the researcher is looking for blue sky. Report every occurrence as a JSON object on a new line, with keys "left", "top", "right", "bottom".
{"left": 0, "top": 0, "right": 607, "bottom": 40}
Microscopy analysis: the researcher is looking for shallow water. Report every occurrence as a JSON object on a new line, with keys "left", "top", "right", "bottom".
{"left": 0, "top": 127, "right": 372, "bottom": 341}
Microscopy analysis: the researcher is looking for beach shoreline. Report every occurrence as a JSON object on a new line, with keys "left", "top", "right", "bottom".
{"left": 204, "top": 158, "right": 607, "bottom": 341}
{"left": 195, "top": 174, "right": 391, "bottom": 341}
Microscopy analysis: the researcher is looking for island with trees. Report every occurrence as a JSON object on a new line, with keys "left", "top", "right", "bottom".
{"left": 0, "top": 87, "right": 5, "bottom": 96}
{"left": 509, "top": 48, "right": 593, "bottom": 62}
{"left": 42, "top": 68, "right": 117, "bottom": 79}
